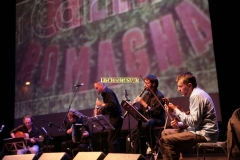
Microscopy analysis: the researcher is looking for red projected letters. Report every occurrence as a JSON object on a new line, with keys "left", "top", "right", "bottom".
{"left": 149, "top": 14, "right": 183, "bottom": 71}
{"left": 64, "top": 45, "right": 91, "bottom": 93}
{"left": 41, "top": 45, "right": 59, "bottom": 89}
{"left": 122, "top": 28, "right": 149, "bottom": 77}
{"left": 176, "top": 0, "right": 212, "bottom": 54}
{"left": 97, "top": 40, "right": 118, "bottom": 78}
{"left": 17, "top": 42, "right": 41, "bottom": 84}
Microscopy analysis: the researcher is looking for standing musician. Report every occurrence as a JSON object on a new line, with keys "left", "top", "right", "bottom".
{"left": 127, "top": 75, "right": 166, "bottom": 156}
{"left": 93, "top": 80, "right": 123, "bottom": 153}
{"left": 10, "top": 115, "right": 41, "bottom": 156}
{"left": 61, "top": 108, "right": 92, "bottom": 155}
{"left": 159, "top": 71, "right": 219, "bottom": 160}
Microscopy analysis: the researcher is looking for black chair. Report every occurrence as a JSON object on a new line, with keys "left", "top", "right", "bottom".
{"left": 196, "top": 141, "right": 227, "bottom": 160}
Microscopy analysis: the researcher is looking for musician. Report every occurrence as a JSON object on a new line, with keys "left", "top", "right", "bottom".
{"left": 159, "top": 72, "right": 219, "bottom": 160}
{"left": 10, "top": 115, "right": 40, "bottom": 155}
{"left": 93, "top": 80, "right": 123, "bottom": 153}
{"left": 61, "top": 108, "right": 92, "bottom": 154}
{"left": 128, "top": 75, "right": 165, "bottom": 155}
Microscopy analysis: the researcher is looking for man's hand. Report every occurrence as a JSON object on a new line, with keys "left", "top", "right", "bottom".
{"left": 82, "top": 131, "right": 89, "bottom": 138}
{"left": 30, "top": 138, "right": 36, "bottom": 143}
{"left": 170, "top": 118, "right": 179, "bottom": 129}
{"left": 162, "top": 97, "right": 170, "bottom": 105}
{"left": 96, "top": 98, "right": 105, "bottom": 107}
{"left": 93, "top": 106, "right": 102, "bottom": 116}
{"left": 168, "top": 103, "right": 177, "bottom": 112}
{"left": 67, "top": 128, "right": 72, "bottom": 134}
{"left": 134, "top": 96, "right": 148, "bottom": 108}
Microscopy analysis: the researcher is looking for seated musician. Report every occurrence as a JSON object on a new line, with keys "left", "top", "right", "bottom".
{"left": 61, "top": 108, "right": 92, "bottom": 155}
{"left": 159, "top": 72, "right": 219, "bottom": 160}
{"left": 10, "top": 115, "right": 40, "bottom": 156}
{"left": 126, "top": 75, "right": 166, "bottom": 156}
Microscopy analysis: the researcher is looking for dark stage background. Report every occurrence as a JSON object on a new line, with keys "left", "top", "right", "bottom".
{"left": 0, "top": 0, "right": 239, "bottom": 155}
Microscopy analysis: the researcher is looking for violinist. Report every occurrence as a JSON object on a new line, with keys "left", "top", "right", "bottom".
{"left": 10, "top": 115, "right": 40, "bottom": 156}
{"left": 127, "top": 75, "right": 166, "bottom": 156}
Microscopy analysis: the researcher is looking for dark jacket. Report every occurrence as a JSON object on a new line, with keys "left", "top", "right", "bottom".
{"left": 227, "top": 108, "right": 240, "bottom": 160}
{"left": 139, "top": 89, "right": 166, "bottom": 127}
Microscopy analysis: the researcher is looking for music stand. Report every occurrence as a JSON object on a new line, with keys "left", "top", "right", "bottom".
{"left": 88, "top": 115, "right": 114, "bottom": 131}
{"left": 121, "top": 100, "right": 149, "bottom": 154}
{"left": 3, "top": 137, "right": 27, "bottom": 153}
{"left": 121, "top": 100, "right": 149, "bottom": 123}
{"left": 88, "top": 115, "right": 114, "bottom": 151}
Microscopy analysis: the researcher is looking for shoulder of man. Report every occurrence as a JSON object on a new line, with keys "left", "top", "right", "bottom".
{"left": 32, "top": 125, "right": 40, "bottom": 131}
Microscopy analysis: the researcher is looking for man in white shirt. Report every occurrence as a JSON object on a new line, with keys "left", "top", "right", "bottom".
{"left": 159, "top": 72, "right": 219, "bottom": 160}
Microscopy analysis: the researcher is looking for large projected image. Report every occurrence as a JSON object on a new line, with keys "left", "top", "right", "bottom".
{"left": 15, "top": 0, "right": 221, "bottom": 129}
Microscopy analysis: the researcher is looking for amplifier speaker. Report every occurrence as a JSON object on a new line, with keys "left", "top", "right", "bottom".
{"left": 73, "top": 152, "right": 106, "bottom": 160}
{"left": 39, "top": 152, "right": 72, "bottom": 160}
{"left": 104, "top": 153, "right": 146, "bottom": 160}
{"left": 3, "top": 154, "right": 37, "bottom": 160}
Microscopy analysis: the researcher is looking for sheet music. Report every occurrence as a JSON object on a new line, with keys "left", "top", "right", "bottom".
{"left": 121, "top": 100, "right": 149, "bottom": 123}
{"left": 88, "top": 115, "right": 115, "bottom": 131}
{"left": 69, "top": 108, "right": 88, "bottom": 118}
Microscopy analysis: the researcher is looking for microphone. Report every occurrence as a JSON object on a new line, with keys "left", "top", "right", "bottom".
{"left": 122, "top": 89, "right": 130, "bottom": 119}
{"left": 0, "top": 125, "right": 5, "bottom": 132}
{"left": 41, "top": 127, "right": 48, "bottom": 135}
{"left": 74, "top": 83, "right": 84, "bottom": 87}
{"left": 41, "top": 127, "right": 53, "bottom": 140}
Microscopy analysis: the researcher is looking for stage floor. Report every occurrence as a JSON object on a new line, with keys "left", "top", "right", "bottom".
{"left": 147, "top": 153, "right": 228, "bottom": 160}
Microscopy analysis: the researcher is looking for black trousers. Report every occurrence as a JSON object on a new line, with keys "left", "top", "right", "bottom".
{"left": 61, "top": 140, "right": 89, "bottom": 153}
{"left": 108, "top": 116, "right": 123, "bottom": 153}
{"left": 126, "top": 125, "right": 147, "bottom": 156}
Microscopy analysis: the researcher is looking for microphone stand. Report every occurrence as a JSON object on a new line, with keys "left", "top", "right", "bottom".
{"left": 42, "top": 119, "right": 61, "bottom": 152}
{"left": 122, "top": 89, "right": 132, "bottom": 153}
{"left": 59, "top": 85, "right": 81, "bottom": 132}
{"left": 41, "top": 127, "right": 51, "bottom": 152}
